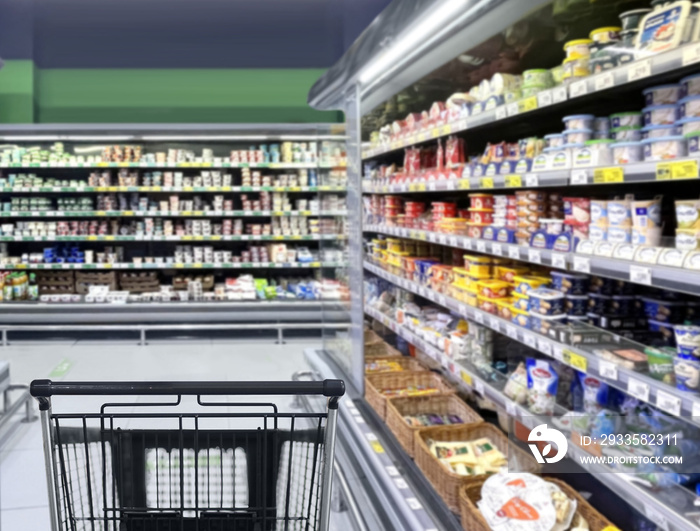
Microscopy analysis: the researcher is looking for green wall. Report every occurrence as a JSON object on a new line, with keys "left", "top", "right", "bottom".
{"left": 0, "top": 62, "right": 341, "bottom": 123}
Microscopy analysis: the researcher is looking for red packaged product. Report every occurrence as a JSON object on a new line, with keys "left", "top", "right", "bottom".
{"left": 436, "top": 140, "right": 444, "bottom": 171}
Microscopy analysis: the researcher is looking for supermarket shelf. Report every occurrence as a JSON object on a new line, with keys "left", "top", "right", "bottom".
{"left": 364, "top": 260, "right": 700, "bottom": 426}
{"left": 1, "top": 261, "right": 348, "bottom": 271}
{"left": 0, "top": 210, "right": 348, "bottom": 218}
{"left": 365, "top": 224, "right": 700, "bottom": 298}
{"left": 0, "top": 185, "right": 347, "bottom": 193}
{"left": 305, "top": 348, "right": 461, "bottom": 531}
{"left": 0, "top": 162, "right": 321, "bottom": 169}
{"left": 0, "top": 234, "right": 345, "bottom": 243}
{"left": 363, "top": 305, "right": 700, "bottom": 531}
{"left": 361, "top": 42, "right": 700, "bottom": 160}
{"left": 361, "top": 158, "right": 700, "bottom": 194}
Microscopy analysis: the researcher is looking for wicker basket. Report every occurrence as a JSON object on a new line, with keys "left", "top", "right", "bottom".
{"left": 365, "top": 340, "right": 402, "bottom": 358}
{"left": 365, "top": 356, "right": 427, "bottom": 375}
{"left": 386, "top": 395, "right": 483, "bottom": 458}
{"left": 459, "top": 477, "right": 615, "bottom": 531}
{"left": 365, "top": 371, "right": 454, "bottom": 421}
{"left": 414, "top": 423, "right": 539, "bottom": 512}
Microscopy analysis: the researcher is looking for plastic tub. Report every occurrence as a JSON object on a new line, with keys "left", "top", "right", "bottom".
{"left": 564, "top": 129, "right": 593, "bottom": 144}
{"left": 611, "top": 141, "right": 643, "bottom": 164}
{"left": 642, "top": 124, "right": 681, "bottom": 139}
{"left": 469, "top": 193, "right": 494, "bottom": 210}
{"left": 642, "top": 136, "right": 687, "bottom": 161}
{"left": 513, "top": 275, "right": 550, "bottom": 295}
{"left": 512, "top": 292, "right": 530, "bottom": 311}
{"left": 566, "top": 295, "right": 589, "bottom": 316}
{"left": 610, "top": 112, "right": 642, "bottom": 128}
{"left": 522, "top": 69, "right": 553, "bottom": 88}
{"left": 477, "top": 279, "right": 511, "bottom": 299}
{"left": 590, "top": 27, "right": 621, "bottom": 43}
{"left": 563, "top": 114, "right": 595, "bottom": 130}
{"left": 544, "top": 133, "right": 565, "bottom": 149}
{"left": 643, "top": 84, "right": 683, "bottom": 106}
{"left": 674, "top": 357, "right": 700, "bottom": 391}
{"left": 674, "top": 325, "right": 700, "bottom": 359}
{"left": 611, "top": 127, "right": 642, "bottom": 142}
{"left": 681, "top": 95, "right": 700, "bottom": 118}
{"left": 682, "top": 73, "right": 700, "bottom": 97}
{"left": 588, "top": 293, "right": 613, "bottom": 315}
{"left": 494, "top": 265, "right": 529, "bottom": 283}
{"left": 468, "top": 209, "right": 494, "bottom": 225}
{"left": 528, "top": 287, "right": 565, "bottom": 316}
{"left": 564, "top": 39, "right": 593, "bottom": 59}
{"left": 643, "top": 104, "right": 680, "bottom": 126}
{"left": 641, "top": 296, "right": 686, "bottom": 322}
{"left": 620, "top": 9, "right": 651, "bottom": 31}
{"left": 646, "top": 347, "right": 676, "bottom": 384}
{"left": 550, "top": 271, "right": 589, "bottom": 295}
{"left": 511, "top": 306, "right": 531, "bottom": 329}
{"left": 679, "top": 116, "right": 700, "bottom": 136}
{"left": 563, "top": 57, "right": 590, "bottom": 81}
{"left": 530, "top": 314, "right": 567, "bottom": 336}
{"left": 463, "top": 255, "right": 493, "bottom": 278}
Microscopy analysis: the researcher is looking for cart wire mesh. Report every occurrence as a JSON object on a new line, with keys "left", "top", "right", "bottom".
{"left": 48, "top": 400, "right": 330, "bottom": 531}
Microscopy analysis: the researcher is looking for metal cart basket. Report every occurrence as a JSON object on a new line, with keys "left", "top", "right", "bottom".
{"left": 30, "top": 379, "right": 345, "bottom": 531}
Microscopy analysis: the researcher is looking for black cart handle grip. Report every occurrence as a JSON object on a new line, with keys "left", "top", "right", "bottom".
{"left": 31, "top": 379, "right": 345, "bottom": 398}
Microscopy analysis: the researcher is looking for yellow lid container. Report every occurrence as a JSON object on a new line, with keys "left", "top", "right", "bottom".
{"left": 513, "top": 275, "right": 550, "bottom": 295}
{"left": 495, "top": 264, "right": 530, "bottom": 283}
{"left": 477, "top": 279, "right": 512, "bottom": 299}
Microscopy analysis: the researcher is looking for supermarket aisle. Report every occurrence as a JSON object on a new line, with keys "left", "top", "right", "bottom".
{"left": 0, "top": 338, "right": 317, "bottom": 530}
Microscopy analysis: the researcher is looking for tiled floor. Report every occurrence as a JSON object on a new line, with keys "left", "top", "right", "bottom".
{"left": 0, "top": 338, "right": 320, "bottom": 530}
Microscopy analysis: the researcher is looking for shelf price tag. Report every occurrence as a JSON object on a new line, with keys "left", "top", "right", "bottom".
{"left": 537, "top": 339, "right": 552, "bottom": 357}
{"left": 489, "top": 316, "right": 501, "bottom": 331}
{"left": 495, "top": 106, "right": 507, "bottom": 121}
{"left": 528, "top": 249, "right": 541, "bottom": 264}
{"left": 506, "top": 103, "right": 519, "bottom": 117}
{"left": 594, "top": 71, "right": 615, "bottom": 92}
{"left": 683, "top": 42, "right": 700, "bottom": 66}
{"left": 551, "top": 253, "right": 567, "bottom": 270}
{"left": 537, "top": 90, "right": 553, "bottom": 108}
{"left": 474, "top": 312, "right": 484, "bottom": 325}
{"left": 593, "top": 167, "right": 624, "bottom": 183}
{"left": 518, "top": 96, "right": 538, "bottom": 114}
{"left": 463, "top": 239, "right": 473, "bottom": 250}
{"left": 506, "top": 325, "right": 519, "bottom": 340}
{"left": 492, "top": 243, "right": 503, "bottom": 257}
{"left": 598, "top": 360, "right": 618, "bottom": 380}
{"left": 630, "top": 265, "right": 652, "bottom": 286}
{"left": 573, "top": 256, "right": 591, "bottom": 273}
{"left": 628, "top": 59, "right": 652, "bottom": 82}
{"left": 504, "top": 174, "right": 522, "bottom": 188}
{"left": 524, "top": 174, "right": 538, "bottom": 187}
{"left": 458, "top": 179, "right": 470, "bottom": 190}
{"left": 569, "top": 80, "right": 588, "bottom": 98}
{"left": 656, "top": 389, "right": 682, "bottom": 417}
{"left": 440, "top": 124, "right": 452, "bottom": 136}
{"left": 480, "top": 177, "right": 494, "bottom": 189}
{"left": 524, "top": 334, "right": 537, "bottom": 349}
{"left": 476, "top": 240, "right": 487, "bottom": 253}
{"left": 563, "top": 349, "right": 588, "bottom": 372}
{"left": 508, "top": 246, "right": 520, "bottom": 260}
{"left": 552, "top": 86, "right": 568, "bottom": 104}
{"left": 644, "top": 505, "right": 669, "bottom": 531}
{"left": 656, "top": 160, "right": 699, "bottom": 180}
{"left": 505, "top": 400, "right": 518, "bottom": 417}
{"left": 461, "top": 371, "right": 473, "bottom": 387}
{"left": 628, "top": 378, "right": 650, "bottom": 402}
{"left": 571, "top": 170, "right": 588, "bottom": 185}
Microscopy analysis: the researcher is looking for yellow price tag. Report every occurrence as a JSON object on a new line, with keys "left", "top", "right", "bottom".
{"left": 118, "top": 163, "right": 129, "bottom": 168}
{"left": 182, "top": 236, "right": 193, "bottom": 240}
{"left": 105, "top": 236, "right": 115, "bottom": 241}
{"left": 408, "top": 183, "right": 419, "bottom": 192}
{"left": 657, "top": 159, "right": 699, "bottom": 180}
{"left": 440, "top": 124, "right": 452, "bottom": 136}
{"left": 183, "top": 187, "right": 193, "bottom": 192}
{"left": 370, "top": 441, "right": 385, "bottom": 454}
{"left": 152, "top": 186, "right": 161, "bottom": 191}
{"left": 461, "top": 371, "right": 473, "bottom": 387}
{"left": 194, "top": 236, "right": 204, "bottom": 241}
{"left": 408, "top": 135, "right": 418, "bottom": 144}
{"left": 431, "top": 128, "right": 440, "bottom": 138}
{"left": 96, "top": 211, "right": 106, "bottom": 216}
{"left": 96, "top": 162, "right": 109, "bottom": 167}
{"left": 103, "top": 264, "right": 113, "bottom": 269}
{"left": 87, "top": 236, "right": 97, "bottom": 241}
{"left": 504, "top": 174, "right": 522, "bottom": 187}
{"left": 480, "top": 177, "right": 495, "bottom": 189}
{"left": 390, "top": 141, "right": 399, "bottom": 150}
{"left": 182, "top": 211, "right": 192, "bottom": 216}
{"left": 458, "top": 179, "right": 470, "bottom": 190}
{"left": 593, "top": 167, "right": 624, "bottom": 183}
{"left": 417, "top": 183, "right": 426, "bottom": 192}
{"left": 309, "top": 262, "right": 321, "bottom": 267}
{"left": 123, "top": 211, "right": 134, "bottom": 216}
{"left": 194, "top": 263, "right": 203, "bottom": 268}
{"left": 563, "top": 349, "right": 588, "bottom": 372}
{"left": 518, "top": 96, "right": 538, "bottom": 113}
{"left": 175, "top": 263, "right": 185, "bottom": 268}
{"left": 15, "top": 264, "right": 26, "bottom": 269}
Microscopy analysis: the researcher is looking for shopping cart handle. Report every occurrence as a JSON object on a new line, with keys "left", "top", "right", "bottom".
{"left": 30, "top": 379, "right": 345, "bottom": 398}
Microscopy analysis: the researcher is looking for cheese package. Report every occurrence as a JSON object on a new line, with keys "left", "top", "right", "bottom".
{"left": 428, "top": 438, "right": 507, "bottom": 476}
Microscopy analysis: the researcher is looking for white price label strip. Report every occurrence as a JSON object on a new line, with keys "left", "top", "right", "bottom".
{"left": 406, "top": 498, "right": 423, "bottom": 511}
{"left": 449, "top": 236, "right": 458, "bottom": 247}
{"left": 537, "top": 90, "right": 553, "bottom": 108}
{"left": 630, "top": 265, "right": 652, "bottom": 286}
{"left": 628, "top": 59, "right": 651, "bottom": 82}
{"left": 528, "top": 249, "right": 541, "bottom": 264}
{"left": 693, "top": 401, "right": 700, "bottom": 420}
{"left": 509, "top": 246, "right": 520, "bottom": 259}
{"left": 474, "top": 312, "right": 484, "bottom": 324}
{"left": 394, "top": 478, "right": 409, "bottom": 490}
{"left": 656, "top": 389, "right": 682, "bottom": 417}
{"left": 644, "top": 505, "right": 669, "bottom": 531}
{"left": 474, "top": 379, "right": 485, "bottom": 396}
{"left": 571, "top": 170, "right": 588, "bottom": 185}
{"left": 552, "top": 86, "right": 568, "bottom": 104}
{"left": 628, "top": 378, "right": 650, "bottom": 402}
{"left": 525, "top": 174, "right": 538, "bottom": 187}
{"left": 505, "top": 400, "right": 518, "bottom": 417}
{"left": 573, "top": 256, "right": 590, "bottom": 273}
{"left": 552, "top": 253, "right": 567, "bottom": 269}
{"left": 489, "top": 316, "right": 501, "bottom": 331}
{"left": 594, "top": 71, "right": 615, "bottom": 91}
{"left": 525, "top": 334, "right": 537, "bottom": 349}
{"left": 386, "top": 466, "right": 399, "bottom": 477}
{"left": 492, "top": 243, "right": 503, "bottom": 256}
{"left": 506, "top": 325, "right": 519, "bottom": 339}
{"left": 464, "top": 239, "right": 473, "bottom": 250}
{"left": 537, "top": 339, "right": 552, "bottom": 356}
{"left": 598, "top": 360, "right": 618, "bottom": 381}
{"left": 506, "top": 103, "right": 519, "bottom": 117}
{"left": 684, "top": 42, "right": 700, "bottom": 66}
{"left": 569, "top": 80, "right": 588, "bottom": 98}
{"left": 495, "top": 106, "right": 507, "bottom": 121}
{"left": 476, "top": 241, "right": 487, "bottom": 253}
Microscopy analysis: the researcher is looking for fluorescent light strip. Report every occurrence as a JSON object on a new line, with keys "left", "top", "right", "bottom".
{"left": 0, "top": 136, "right": 136, "bottom": 142}
{"left": 358, "top": 0, "right": 470, "bottom": 85}
{"left": 141, "top": 136, "right": 271, "bottom": 141}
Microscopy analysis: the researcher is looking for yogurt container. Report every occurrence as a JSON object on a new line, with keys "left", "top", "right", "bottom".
{"left": 607, "top": 226, "right": 632, "bottom": 243}
{"left": 679, "top": 116, "right": 700, "bottom": 136}
{"left": 687, "top": 130, "right": 700, "bottom": 156}
{"left": 633, "top": 226, "right": 663, "bottom": 246}
{"left": 563, "top": 57, "right": 590, "bottom": 81}
{"left": 681, "top": 95, "right": 700, "bottom": 118}
{"left": 611, "top": 141, "right": 643, "bottom": 164}
{"left": 511, "top": 307, "right": 531, "bottom": 329}
{"left": 642, "top": 136, "right": 687, "bottom": 161}
{"left": 682, "top": 73, "right": 700, "bottom": 97}
{"left": 578, "top": 139, "right": 614, "bottom": 167}
{"left": 588, "top": 293, "right": 613, "bottom": 315}
{"left": 594, "top": 116, "right": 611, "bottom": 131}
{"left": 540, "top": 218, "right": 564, "bottom": 235}
{"left": 674, "top": 357, "right": 700, "bottom": 391}
{"left": 590, "top": 27, "right": 622, "bottom": 43}
{"left": 551, "top": 271, "right": 590, "bottom": 295}
{"left": 620, "top": 9, "right": 651, "bottom": 31}
{"left": 643, "top": 84, "right": 683, "bottom": 106}
{"left": 589, "top": 224, "right": 607, "bottom": 241}
{"left": 564, "top": 129, "right": 593, "bottom": 144}
{"left": 590, "top": 200, "right": 608, "bottom": 226}
{"left": 522, "top": 69, "right": 552, "bottom": 88}
{"left": 632, "top": 196, "right": 663, "bottom": 228}
{"left": 640, "top": 296, "right": 686, "bottom": 322}
{"left": 544, "top": 133, "right": 566, "bottom": 149}
{"left": 563, "top": 114, "right": 595, "bottom": 130}
{"left": 643, "top": 104, "right": 680, "bottom": 126}
{"left": 676, "top": 228, "right": 700, "bottom": 250}
{"left": 676, "top": 199, "right": 700, "bottom": 230}
{"left": 513, "top": 275, "right": 550, "bottom": 295}
{"left": 611, "top": 127, "right": 642, "bottom": 142}
{"left": 564, "top": 39, "right": 593, "bottom": 59}
{"left": 512, "top": 292, "right": 530, "bottom": 311}
{"left": 528, "top": 287, "right": 565, "bottom": 316}
{"left": 610, "top": 112, "right": 643, "bottom": 128}
{"left": 566, "top": 295, "right": 589, "bottom": 316}
{"left": 675, "top": 325, "right": 700, "bottom": 359}
{"left": 642, "top": 124, "right": 681, "bottom": 139}
{"left": 530, "top": 313, "right": 567, "bottom": 336}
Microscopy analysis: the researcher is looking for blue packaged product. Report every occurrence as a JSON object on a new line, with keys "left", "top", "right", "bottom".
{"left": 552, "top": 232, "right": 574, "bottom": 253}
{"left": 530, "top": 313, "right": 567, "bottom": 336}
{"left": 528, "top": 287, "right": 565, "bottom": 316}
{"left": 551, "top": 271, "right": 589, "bottom": 295}
{"left": 514, "top": 158, "right": 533, "bottom": 174}
{"left": 640, "top": 296, "right": 686, "bottom": 322}
{"left": 648, "top": 319, "right": 675, "bottom": 344}
{"left": 482, "top": 226, "right": 496, "bottom": 241}
{"left": 496, "top": 228, "right": 516, "bottom": 244}
{"left": 674, "top": 325, "right": 700, "bottom": 359}
{"left": 589, "top": 276, "right": 615, "bottom": 295}
{"left": 512, "top": 293, "right": 530, "bottom": 311}
{"left": 566, "top": 295, "right": 589, "bottom": 316}
{"left": 643, "top": 84, "right": 683, "bottom": 106}
{"left": 529, "top": 230, "right": 557, "bottom": 250}
{"left": 588, "top": 293, "right": 613, "bottom": 315}
{"left": 511, "top": 308, "right": 531, "bottom": 329}
{"left": 498, "top": 160, "right": 518, "bottom": 175}
{"left": 526, "top": 359, "right": 559, "bottom": 415}
{"left": 674, "top": 357, "right": 700, "bottom": 391}
{"left": 611, "top": 295, "right": 635, "bottom": 316}
{"left": 589, "top": 410, "right": 617, "bottom": 440}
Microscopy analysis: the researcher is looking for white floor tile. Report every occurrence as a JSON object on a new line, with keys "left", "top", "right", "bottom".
{"left": 1, "top": 506, "right": 50, "bottom": 530}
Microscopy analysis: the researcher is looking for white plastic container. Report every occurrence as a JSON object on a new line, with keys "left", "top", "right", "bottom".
{"left": 607, "top": 226, "right": 632, "bottom": 244}
{"left": 680, "top": 95, "right": 700, "bottom": 118}
{"left": 642, "top": 124, "right": 681, "bottom": 139}
{"left": 594, "top": 117, "right": 611, "bottom": 132}
{"left": 686, "top": 131, "right": 700, "bottom": 156}
{"left": 636, "top": 1, "right": 692, "bottom": 54}
{"left": 573, "top": 139, "right": 614, "bottom": 168}
{"left": 563, "top": 114, "right": 595, "bottom": 130}
{"left": 679, "top": 116, "right": 700, "bottom": 136}
{"left": 642, "top": 136, "right": 688, "bottom": 161}
{"left": 612, "top": 127, "right": 642, "bottom": 141}
{"left": 544, "top": 133, "right": 566, "bottom": 149}
{"left": 682, "top": 73, "right": 700, "bottom": 97}
{"left": 643, "top": 84, "right": 683, "bottom": 105}
{"left": 643, "top": 104, "right": 681, "bottom": 126}
{"left": 564, "top": 129, "right": 594, "bottom": 144}
{"left": 610, "top": 112, "right": 643, "bottom": 128}
{"left": 633, "top": 226, "right": 663, "bottom": 246}
{"left": 611, "top": 141, "right": 644, "bottom": 164}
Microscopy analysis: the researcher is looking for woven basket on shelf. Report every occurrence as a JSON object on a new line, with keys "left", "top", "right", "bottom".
{"left": 414, "top": 423, "right": 539, "bottom": 512}
{"left": 365, "top": 340, "right": 402, "bottom": 358}
{"left": 386, "top": 394, "right": 483, "bottom": 458}
{"left": 365, "top": 371, "right": 454, "bottom": 421}
{"left": 365, "top": 356, "right": 427, "bottom": 375}
{"left": 459, "top": 477, "right": 615, "bottom": 531}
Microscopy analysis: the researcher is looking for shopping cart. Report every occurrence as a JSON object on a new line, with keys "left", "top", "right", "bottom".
{"left": 30, "top": 379, "right": 345, "bottom": 531}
